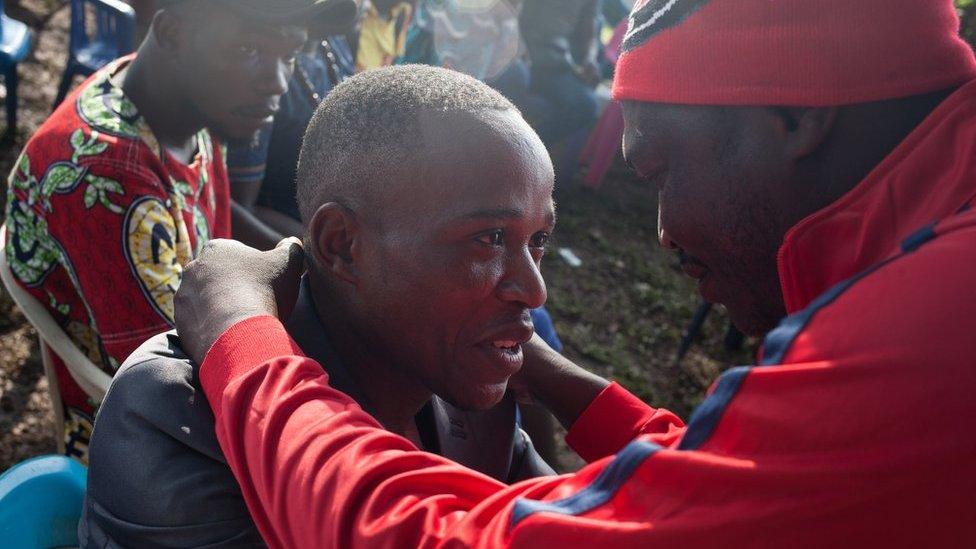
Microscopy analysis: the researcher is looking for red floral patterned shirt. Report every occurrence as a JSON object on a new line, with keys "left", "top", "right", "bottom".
{"left": 3, "top": 57, "right": 230, "bottom": 460}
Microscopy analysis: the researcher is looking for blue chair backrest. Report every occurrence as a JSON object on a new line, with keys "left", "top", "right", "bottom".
{"left": 0, "top": 0, "right": 8, "bottom": 41}
{"left": 69, "top": 0, "right": 135, "bottom": 57}
{"left": 0, "top": 455, "right": 87, "bottom": 548}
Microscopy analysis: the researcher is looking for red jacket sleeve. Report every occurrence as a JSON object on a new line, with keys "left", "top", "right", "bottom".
{"left": 198, "top": 317, "right": 745, "bottom": 548}
{"left": 200, "top": 312, "right": 974, "bottom": 548}
{"left": 565, "top": 382, "right": 686, "bottom": 462}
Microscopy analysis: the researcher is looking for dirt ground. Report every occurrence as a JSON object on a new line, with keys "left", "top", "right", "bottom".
{"left": 0, "top": 0, "right": 75, "bottom": 471}
{"left": 0, "top": 0, "right": 754, "bottom": 473}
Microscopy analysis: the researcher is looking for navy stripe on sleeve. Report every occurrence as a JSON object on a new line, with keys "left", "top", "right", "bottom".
{"left": 510, "top": 222, "right": 944, "bottom": 531}
{"left": 510, "top": 440, "right": 663, "bottom": 528}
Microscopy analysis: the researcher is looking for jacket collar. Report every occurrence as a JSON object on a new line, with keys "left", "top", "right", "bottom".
{"left": 777, "top": 79, "right": 976, "bottom": 313}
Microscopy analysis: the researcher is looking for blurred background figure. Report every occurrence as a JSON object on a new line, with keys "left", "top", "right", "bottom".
{"left": 1, "top": 0, "right": 355, "bottom": 464}
{"left": 519, "top": 0, "right": 600, "bottom": 184}
{"left": 403, "top": 0, "right": 528, "bottom": 105}
{"left": 356, "top": 0, "right": 414, "bottom": 71}
{"left": 228, "top": 33, "right": 355, "bottom": 249}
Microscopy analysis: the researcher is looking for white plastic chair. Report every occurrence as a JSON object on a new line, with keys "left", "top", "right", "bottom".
{"left": 0, "top": 224, "right": 111, "bottom": 452}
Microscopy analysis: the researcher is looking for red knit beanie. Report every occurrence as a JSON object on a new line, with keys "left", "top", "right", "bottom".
{"left": 613, "top": 0, "right": 976, "bottom": 106}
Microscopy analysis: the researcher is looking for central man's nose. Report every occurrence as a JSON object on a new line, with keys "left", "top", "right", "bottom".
{"left": 497, "top": 248, "right": 547, "bottom": 309}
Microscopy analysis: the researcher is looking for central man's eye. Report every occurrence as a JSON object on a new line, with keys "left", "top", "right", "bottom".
{"left": 478, "top": 230, "right": 504, "bottom": 246}
{"left": 530, "top": 232, "right": 551, "bottom": 249}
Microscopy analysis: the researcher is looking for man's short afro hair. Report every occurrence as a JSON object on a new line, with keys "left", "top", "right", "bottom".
{"left": 295, "top": 64, "right": 518, "bottom": 223}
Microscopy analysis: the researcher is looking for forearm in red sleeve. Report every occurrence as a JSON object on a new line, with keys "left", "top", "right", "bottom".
{"left": 199, "top": 316, "right": 569, "bottom": 548}
{"left": 200, "top": 317, "right": 700, "bottom": 548}
{"left": 565, "top": 382, "right": 687, "bottom": 462}
{"left": 198, "top": 309, "right": 962, "bottom": 548}
{"left": 199, "top": 316, "right": 895, "bottom": 548}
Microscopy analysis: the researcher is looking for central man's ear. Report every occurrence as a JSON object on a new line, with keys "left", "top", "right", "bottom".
{"left": 773, "top": 106, "right": 839, "bottom": 161}
{"left": 308, "top": 202, "right": 361, "bottom": 285}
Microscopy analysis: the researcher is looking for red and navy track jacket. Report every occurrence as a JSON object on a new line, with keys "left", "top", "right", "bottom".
{"left": 198, "top": 80, "right": 976, "bottom": 548}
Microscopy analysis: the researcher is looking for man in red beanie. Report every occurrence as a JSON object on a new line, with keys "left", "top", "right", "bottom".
{"left": 171, "top": 0, "right": 976, "bottom": 546}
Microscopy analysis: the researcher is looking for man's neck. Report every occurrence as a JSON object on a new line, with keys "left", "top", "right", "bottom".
{"left": 120, "top": 43, "right": 204, "bottom": 164}
{"left": 307, "top": 276, "right": 433, "bottom": 439}
{"left": 795, "top": 87, "right": 956, "bottom": 217}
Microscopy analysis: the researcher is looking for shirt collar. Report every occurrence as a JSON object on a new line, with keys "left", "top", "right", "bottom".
{"left": 284, "top": 276, "right": 370, "bottom": 408}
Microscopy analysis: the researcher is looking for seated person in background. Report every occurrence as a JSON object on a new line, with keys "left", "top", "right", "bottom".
{"left": 403, "top": 0, "right": 528, "bottom": 103}
{"left": 2, "top": 0, "right": 353, "bottom": 462}
{"left": 81, "top": 64, "right": 557, "bottom": 547}
{"left": 519, "top": 0, "right": 601, "bottom": 182}
{"left": 356, "top": 0, "right": 414, "bottom": 71}
{"left": 229, "top": 32, "right": 356, "bottom": 249}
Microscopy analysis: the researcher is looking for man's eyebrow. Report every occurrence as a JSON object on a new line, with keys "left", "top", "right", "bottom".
{"left": 458, "top": 207, "right": 525, "bottom": 220}
{"left": 456, "top": 207, "right": 557, "bottom": 225}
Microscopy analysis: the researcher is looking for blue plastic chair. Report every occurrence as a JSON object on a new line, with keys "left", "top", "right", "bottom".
{"left": 53, "top": 0, "right": 135, "bottom": 108}
{"left": 0, "top": 0, "right": 32, "bottom": 137}
{"left": 0, "top": 455, "right": 87, "bottom": 548}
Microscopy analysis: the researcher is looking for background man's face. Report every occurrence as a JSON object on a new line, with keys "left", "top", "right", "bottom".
{"left": 172, "top": 9, "right": 306, "bottom": 142}
{"left": 354, "top": 109, "right": 555, "bottom": 410}
{"left": 622, "top": 101, "right": 799, "bottom": 336}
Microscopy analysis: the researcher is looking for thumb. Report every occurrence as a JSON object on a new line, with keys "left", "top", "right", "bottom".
{"left": 272, "top": 237, "right": 307, "bottom": 321}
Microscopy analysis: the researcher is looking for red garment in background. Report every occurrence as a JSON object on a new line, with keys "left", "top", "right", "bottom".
{"left": 3, "top": 57, "right": 230, "bottom": 461}
{"left": 199, "top": 80, "right": 976, "bottom": 547}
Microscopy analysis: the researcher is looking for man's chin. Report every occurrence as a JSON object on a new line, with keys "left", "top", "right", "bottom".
{"left": 442, "top": 382, "right": 509, "bottom": 411}
{"left": 726, "top": 301, "right": 784, "bottom": 338}
{"left": 208, "top": 122, "right": 268, "bottom": 148}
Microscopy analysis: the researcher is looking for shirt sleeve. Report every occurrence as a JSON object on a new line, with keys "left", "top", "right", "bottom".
{"left": 226, "top": 126, "right": 271, "bottom": 186}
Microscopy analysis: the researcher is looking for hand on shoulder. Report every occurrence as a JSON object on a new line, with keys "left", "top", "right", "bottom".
{"left": 174, "top": 238, "right": 306, "bottom": 364}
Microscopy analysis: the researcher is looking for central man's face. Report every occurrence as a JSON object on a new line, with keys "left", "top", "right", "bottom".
{"left": 355, "top": 109, "right": 555, "bottom": 410}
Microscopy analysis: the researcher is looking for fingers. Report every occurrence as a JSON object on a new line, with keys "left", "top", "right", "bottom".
{"left": 275, "top": 236, "right": 303, "bottom": 250}
{"left": 275, "top": 237, "right": 307, "bottom": 278}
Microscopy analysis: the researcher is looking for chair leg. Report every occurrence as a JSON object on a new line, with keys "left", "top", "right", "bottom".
{"left": 53, "top": 66, "right": 76, "bottom": 110}
{"left": 4, "top": 65, "right": 18, "bottom": 139}
{"left": 39, "top": 342, "right": 67, "bottom": 455}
